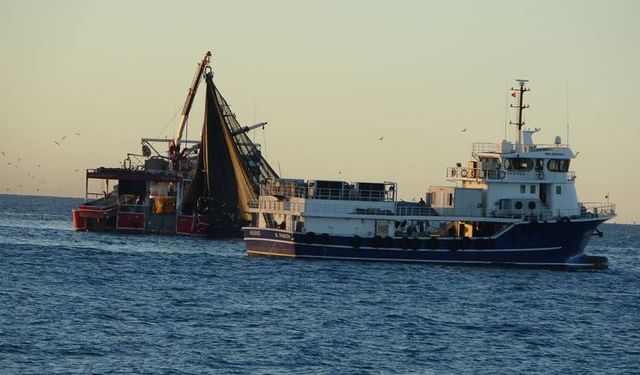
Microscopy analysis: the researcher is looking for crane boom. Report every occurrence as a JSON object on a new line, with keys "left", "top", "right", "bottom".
{"left": 173, "top": 51, "right": 212, "bottom": 147}
{"left": 230, "top": 122, "right": 267, "bottom": 136}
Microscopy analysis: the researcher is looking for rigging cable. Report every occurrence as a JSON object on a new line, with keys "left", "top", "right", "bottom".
{"left": 157, "top": 104, "right": 181, "bottom": 138}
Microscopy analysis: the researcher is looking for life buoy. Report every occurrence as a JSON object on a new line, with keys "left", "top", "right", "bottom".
{"left": 461, "top": 236, "right": 471, "bottom": 249}
{"left": 400, "top": 237, "right": 410, "bottom": 250}
{"left": 304, "top": 232, "right": 317, "bottom": 244}
{"left": 351, "top": 235, "right": 363, "bottom": 248}
{"left": 384, "top": 236, "right": 394, "bottom": 248}
{"left": 372, "top": 235, "right": 383, "bottom": 248}
{"left": 411, "top": 237, "right": 421, "bottom": 250}
{"left": 428, "top": 237, "right": 438, "bottom": 250}
{"left": 319, "top": 233, "right": 330, "bottom": 245}
{"left": 448, "top": 240, "right": 458, "bottom": 251}
{"left": 461, "top": 169, "right": 468, "bottom": 178}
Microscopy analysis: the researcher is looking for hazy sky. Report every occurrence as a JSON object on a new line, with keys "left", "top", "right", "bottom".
{"left": 1, "top": 0, "right": 638, "bottom": 223}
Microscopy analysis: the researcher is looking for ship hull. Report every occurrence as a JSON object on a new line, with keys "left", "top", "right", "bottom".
{"left": 243, "top": 219, "right": 608, "bottom": 269}
{"left": 73, "top": 209, "right": 211, "bottom": 236}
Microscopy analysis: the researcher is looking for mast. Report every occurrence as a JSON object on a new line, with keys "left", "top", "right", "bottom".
{"left": 510, "top": 79, "right": 530, "bottom": 152}
{"left": 173, "top": 51, "right": 212, "bottom": 148}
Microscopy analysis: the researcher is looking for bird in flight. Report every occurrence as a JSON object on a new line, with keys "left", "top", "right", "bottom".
{"left": 75, "top": 132, "right": 81, "bottom": 136}
{"left": 461, "top": 128, "right": 467, "bottom": 132}
{"left": 54, "top": 141, "right": 60, "bottom": 146}
{"left": 379, "top": 136, "right": 384, "bottom": 141}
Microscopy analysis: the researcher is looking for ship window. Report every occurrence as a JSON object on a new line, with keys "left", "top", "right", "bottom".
{"left": 504, "top": 158, "right": 534, "bottom": 171}
{"left": 547, "top": 159, "right": 570, "bottom": 172}
{"left": 515, "top": 201, "right": 523, "bottom": 210}
{"left": 520, "top": 185, "right": 526, "bottom": 194}
{"left": 528, "top": 201, "right": 536, "bottom": 210}
{"left": 556, "top": 186, "right": 562, "bottom": 195}
{"left": 448, "top": 193, "right": 453, "bottom": 206}
{"left": 530, "top": 185, "right": 536, "bottom": 194}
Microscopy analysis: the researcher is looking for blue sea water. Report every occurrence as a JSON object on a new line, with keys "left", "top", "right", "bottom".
{"left": 1, "top": 195, "right": 639, "bottom": 374}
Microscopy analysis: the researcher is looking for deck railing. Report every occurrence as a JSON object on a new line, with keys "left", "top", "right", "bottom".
{"left": 473, "top": 142, "right": 571, "bottom": 154}
{"left": 261, "top": 180, "right": 396, "bottom": 202}
{"left": 250, "top": 198, "right": 615, "bottom": 222}
{"left": 446, "top": 167, "right": 576, "bottom": 182}
{"left": 559, "top": 202, "right": 616, "bottom": 219}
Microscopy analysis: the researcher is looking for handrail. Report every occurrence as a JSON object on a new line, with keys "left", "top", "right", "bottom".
{"left": 446, "top": 167, "right": 576, "bottom": 182}
{"left": 261, "top": 180, "right": 396, "bottom": 202}
{"left": 473, "top": 142, "right": 571, "bottom": 154}
{"left": 250, "top": 198, "right": 615, "bottom": 222}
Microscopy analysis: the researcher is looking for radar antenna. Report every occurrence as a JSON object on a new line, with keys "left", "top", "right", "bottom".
{"left": 510, "top": 79, "right": 530, "bottom": 152}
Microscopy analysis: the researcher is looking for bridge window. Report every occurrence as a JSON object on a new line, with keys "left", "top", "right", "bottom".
{"left": 520, "top": 185, "right": 526, "bottom": 194}
{"left": 556, "top": 186, "right": 562, "bottom": 195}
{"left": 530, "top": 185, "right": 536, "bottom": 194}
{"left": 547, "top": 159, "right": 570, "bottom": 172}
{"left": 504, "top": 158, "right": 534, "bottom": 171}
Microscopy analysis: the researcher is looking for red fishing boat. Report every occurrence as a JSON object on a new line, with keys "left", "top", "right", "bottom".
{"left": 72, "top": 52, "right": 278, "bottom": 237}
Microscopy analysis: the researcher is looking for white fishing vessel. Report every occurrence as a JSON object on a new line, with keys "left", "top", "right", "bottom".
{"left": 242, "top": 80, "right": 615, "bottom": 269}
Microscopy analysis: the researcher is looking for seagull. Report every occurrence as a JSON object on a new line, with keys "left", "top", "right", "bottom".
{"left": 75, "top": 132, "right": 81, "bottom": 136}
{"left": 461, "top": 128, "right": 467, "bottom": 132}
{"left": 54, "top": 141, "right": 60, "bottom": 146}
{"left": 37, "top": 165, "right": 41, "bottom": 168}
{"left": 61, "top": 136, "right": 66, "bottom": 140}
{"left": 74, "top": 169, "right": 79, "bottom": 172}
{"left": 379, "top": 136, "right": 384, "bottom": 141}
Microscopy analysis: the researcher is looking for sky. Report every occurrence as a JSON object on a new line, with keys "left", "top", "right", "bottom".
{"left": 0, "top": 0, "right": 638, "bottom": 223}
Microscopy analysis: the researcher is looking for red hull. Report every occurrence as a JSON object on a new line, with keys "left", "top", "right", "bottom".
{"left": 176, "top": 214, "right": 210, "bottom": 236}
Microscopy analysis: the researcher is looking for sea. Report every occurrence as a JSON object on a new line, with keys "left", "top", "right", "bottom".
{"left": 1, "top": 195, "right": 638, "bottom": 374}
